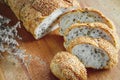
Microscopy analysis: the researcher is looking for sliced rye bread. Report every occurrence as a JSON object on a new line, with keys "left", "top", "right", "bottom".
{"left": 59, "top": 8, "right": 115, "bottom": 35}
{"left": 66, "top": 36, "right": 118, "bottom": 69}
{"left": 50, "top": 51, "right": 87, "bottom": 80}
{"left": 63, "top": 22, "right": 119, "bottom": 50}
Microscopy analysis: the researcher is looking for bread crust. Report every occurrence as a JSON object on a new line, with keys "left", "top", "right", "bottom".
{"left": 95, "top": 38, "right": 118, "bottom": 69}
{"left": 7, "top": 0, "right": 34, "bottom": 19}
{"left": 32, "top": 0, "right": 80, "bottom": 16}
{"left": 64, "top": 22, "right": 119, "bottom": 50}
{"left": 66, "top": 36, "right": 118, "bottom": 69}
{"left": 50, "top": 51, "right": 87, "bottom": 80}
{"left": 32, "top": 0, "right": 59, "bottom": 16}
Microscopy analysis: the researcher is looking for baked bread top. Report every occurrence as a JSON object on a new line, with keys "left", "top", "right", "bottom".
{"left": 32, "top": 0, "right": 80, "bottom": 16}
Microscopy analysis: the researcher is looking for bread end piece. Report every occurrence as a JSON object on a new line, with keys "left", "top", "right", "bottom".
{"left": 50, "top": 51, "right": 87, "bottom": 80}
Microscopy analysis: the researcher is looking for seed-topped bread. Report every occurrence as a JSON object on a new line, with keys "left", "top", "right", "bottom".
{"left": 5, "top": 0, "right": 80, "bottom": 39}
{"left": 66, "top": 36, "right": 118, "bottom": 69}
{"left": 32, "top": 0, "right": 80, "bottom": 16}
{"left": 63, "top": 22, "right": 119, "bottom": 50}
{"left": 50, "top": 51, "right": 87, "bottom": 80}
{"left": 59, "top": 8, "right": 115, "bottom": 35}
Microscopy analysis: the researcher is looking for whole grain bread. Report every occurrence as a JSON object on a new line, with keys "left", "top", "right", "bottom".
{"left": 66, "top": 36, "right": 118, "bottom": 69}
{"left": 59, "top": 8, "right": 116, "bottom": 35}
{"left": 63, "top": 22, "right": 119, "bottom": 50}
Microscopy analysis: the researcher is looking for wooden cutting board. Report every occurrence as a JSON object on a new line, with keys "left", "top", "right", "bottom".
{"left": 0, "top": 0, "right": 120, "bottom": 80}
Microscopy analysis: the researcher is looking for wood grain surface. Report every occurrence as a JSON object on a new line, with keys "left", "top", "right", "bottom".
{"left": 0, "top": 0, "right": 120, "bottom": 80}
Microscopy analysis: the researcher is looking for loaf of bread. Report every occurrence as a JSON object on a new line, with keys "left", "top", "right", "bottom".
{"left": 59, "top": 8, "right": 115, "bottom": 35}
{"left": 50, "top": 51, "right": 87, "bottom": 80}
{"left": 5, "top": 0, "right": 80, "bottom": 39}
{"left": 63, "top": 22, "right": 119, "bottom": 50}
{"left": 65, "top": 36, "right": 118, "bottom": 69}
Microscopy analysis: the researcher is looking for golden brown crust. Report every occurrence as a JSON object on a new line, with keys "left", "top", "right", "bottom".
{"left": 32, "top": 0, "right": 80, "bottom": 16}
{"left": 59, "top": 8, "right": 116, "bottom": 30}
{"left": 20, "top": 4, "right": 44, "bottom": 22}
{"left": 66, "top": 36, "right": 99, "bottom": 51}
{"left": 66, "top": 36, "right": 118, "bottom": 69}
{"left": 64, "top": 22, "right": 119, "bottom": 50}
{"left": 94, "top": 38, "right": 118, "bottom": 69}
{"left": 50, "top": 51, "right": 87, "bottom": 80}
{"left": 7, "top": 0, "right": 34, "bottom": 19}
{"left": 83, "top": 8, "right": 116, "bottom": 30}
{"left": 32, "top": 0, "right": 59, "bottom": 16}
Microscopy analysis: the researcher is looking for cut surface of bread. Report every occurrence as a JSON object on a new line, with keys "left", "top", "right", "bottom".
{"left": 50, "top": 51, "right": 87, "bottom": 80}
{"left": 66, "top": 37, "right": 118, "bottom": 69}
{"left": 59, "top": 8, "right": 115, "bottom": 35}
{"left": 72, "top": 44, "right": 109, "bottom": 69}
{"left": 34, "top": 7, "right": 77, "bottom": 39}
{"left": 64, "top": 22, "right": 118, "bottom": 49}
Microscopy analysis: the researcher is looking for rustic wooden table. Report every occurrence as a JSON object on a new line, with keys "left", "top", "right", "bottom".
{"left": 0, "top": 0, "right": 120, "bottom": 80}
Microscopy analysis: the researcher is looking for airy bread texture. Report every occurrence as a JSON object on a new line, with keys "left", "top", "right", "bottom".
{"left": 50, "top": 51, "right": 87, "bottom": 80}
{"left": 59, "top": 8, "right": 115, "bottom": 35}
{"left": 5, "top": 0, "right": 80, "bottom": 39}
{"left": 63, "top": 22, "right": 119, "bottom": 50}
{"left": 66, "top": 36, "right": 118, "bottom": 69}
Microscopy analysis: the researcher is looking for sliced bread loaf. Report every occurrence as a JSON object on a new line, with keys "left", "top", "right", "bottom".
{"left": 50, "top": 51, "right": 87, "bottom": 80}
{"left": 64, "top": 22, "right": 119, "bottom": 49}
{"left": 66, "top": 36, "right": 118, "bottom": 69}
{"left": 6, "top": 0, "right": 80, "bottom": 39}
{"left": 59, "top": 8, "right": 115, "bottom": 35}
{"left": 20, "top": 4, "right": 75, "bottom": 39}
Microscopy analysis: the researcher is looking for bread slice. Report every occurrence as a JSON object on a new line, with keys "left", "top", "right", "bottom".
{"left": 6, "top": 0, "right": 80, "bottom": 39}
{"left": 64, "top": 22, "right": 119, "bottom": 49}
{"left": 59, "top": 8, "right": 115, "bottom": 35}
{"left": 66, "top": 36, "right": 118, "bottom": 69}
{"left": 50, "top": 51, "right": 87, "bottom": 80}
